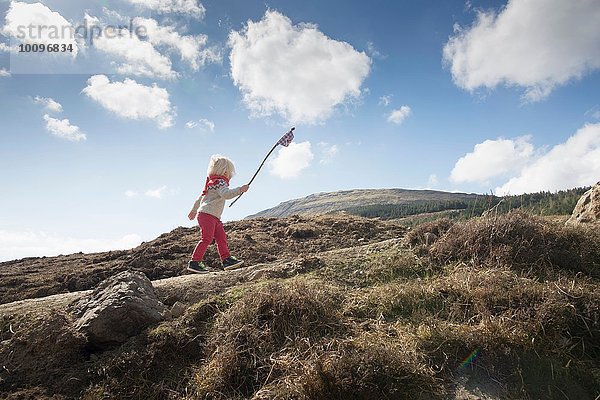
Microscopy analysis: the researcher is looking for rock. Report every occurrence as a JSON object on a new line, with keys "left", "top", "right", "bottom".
{"left": 285, "top": 225, "right": 317, "bottom": 239}
{"left": 170, "top": 301, "right": 187, "bottom": 318}
{"left": 423, "top": 232, "right": 438, "bottom": 246}
{"left": 567, "top": 183, "right": 600, "bottom": 225}
{"left": 72, "top": 270, "right": 168, "bottom": 347}
{"left": 245, "top": 257, "right": 324, "bottom": 281}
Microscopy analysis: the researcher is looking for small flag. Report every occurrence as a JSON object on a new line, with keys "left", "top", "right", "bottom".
{"left": 277, "top": 128, "right": 295, "bottom": 147}
{"left": 229, "top": 127, "right": 297, "bottom": 208}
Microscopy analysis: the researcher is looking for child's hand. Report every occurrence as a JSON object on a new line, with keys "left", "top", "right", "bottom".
{"left": 188, "top": 211, "right": 197, "bottom": 220}
{"left": 240, "top": 184, "right": 249, "bottom": 193}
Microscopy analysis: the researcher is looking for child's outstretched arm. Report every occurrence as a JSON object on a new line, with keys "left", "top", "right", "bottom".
{"left": 188, "top": 196, "right": 203, "bottom": 220}
{"left": 217, "top": 184, "right": 249, "bottom": 200}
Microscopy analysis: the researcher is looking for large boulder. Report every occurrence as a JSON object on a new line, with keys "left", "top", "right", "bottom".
{"left": 72, "top": 270, "right": 168, "bottom": 347}
{"left": 567, "top": 183, "right": 600, "bottom": 225}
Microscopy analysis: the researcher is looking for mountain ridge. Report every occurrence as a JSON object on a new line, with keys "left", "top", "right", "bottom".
{"left": 247, "top": 188, "right": 485, "bottom": 218}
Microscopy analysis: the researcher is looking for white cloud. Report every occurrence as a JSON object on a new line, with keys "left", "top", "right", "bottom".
{"left": 229, "top": 10, "right": 371, "bottom": 124}
{"left": 0, "top": 231, "right": 142, "bottom": 262}
{"left": 136, "top": 17, "right": 221, "bottom": 70}
{"left": 82, "top": 75, "right": 175, "bottom": 129}
{"left": 496, "top": 123, "right": 600, "bottom": 195}
{"left": 98, "top": 39, "right": 175, "bottom": 80}
{"left": 387, "top": 105, "right": 411, "bottom": 125}
{"left": 0, "top": 68, "right": 10, "bottom": 77}
{"left": 198, "top": 119, "right": 215, "bottom": 132}
{"left": 318, "top": 142, "right": 339, "bottom": 164}
{"left": 443, "top": 0, "right": 600, "bottom": 102}
{"left": 125, "top": 190, "right": 138, "bottom": 198}
{"left": 43, "top": 114, "right": 86, "bottom": 141}
{"left": 2, "top": 1, "right": 79, "bottom": 57}
{"left": 145, "top": 185, "right": 168, "bottom": 198}
{"left": 34, "top": 96, "right": 63, "bottom": 113}
{"left": 379, "top": 95, "right": 392, "bottom": 107}
{"left": 34, "top": 96, "right": 84, "bottom": 141}
{"left": 366, "top": 42, "right": 385, "bottom": 59}
{"left": 0, "top": 43, "right": 16, "bottom": 53}
{"left": 450, "top": 136, "right": 534, "bottom": 184}
{"left": 87, "top": 14, "right": 219, "bottom": 79}
{"left": 584, "top": 106, "right": 600, "bottom": 120}
{"left": 90, "top": 16, "right": 176, "bottom": 80}
{"left": 102, "top": 7, "right": 128, "bottom": 23}
{"left": 185, "top": 118, "right": 214, "bottom": 132}
{"left": 269, "top": 141, "right": 314, "bottom": 179}
{"left": 123, "top": 0, "right": 206, "bottom": 19}
{"left": 428, "top": 174, "right": 439, "bottom": 187}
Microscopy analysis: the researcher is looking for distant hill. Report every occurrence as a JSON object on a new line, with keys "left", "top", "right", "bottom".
{"left": 246, "top": 188, "right": 485, "bottom": 218}
{"left": 248, "top": 187, "right": 590, "bottom": 220}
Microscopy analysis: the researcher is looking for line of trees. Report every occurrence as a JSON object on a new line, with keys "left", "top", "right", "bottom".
{"left": 344, "top": 187, "right": 590, "bottom": 220}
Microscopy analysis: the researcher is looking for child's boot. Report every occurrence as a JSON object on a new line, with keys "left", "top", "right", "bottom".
{"left": 222, "top": 256, "right": 244, "bottom": 271}
{"left": 187, "top": 260, "right": 209, "bottom": 274}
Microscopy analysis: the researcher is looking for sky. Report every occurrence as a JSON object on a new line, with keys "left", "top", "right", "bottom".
{"left": 0, "top": 0, "right": 599, "bottom": 261}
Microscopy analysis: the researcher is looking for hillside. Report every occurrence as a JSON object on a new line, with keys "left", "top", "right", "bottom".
{"left": 247, "top": 189, "right": 485, "bottom": 218}
{"left": 1, "top": 212, "right": 599, "bottom": 399}
{"left": 0, "top": 215, "right": 405, "bottom": 305}
{"left": 248, "top": 187, "right": 589, "bottom": 221}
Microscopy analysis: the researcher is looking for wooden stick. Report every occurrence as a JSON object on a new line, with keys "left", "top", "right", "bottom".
{"left": 230, "top": 127, "right": 295, "bottom": 208}
{"left": 229, "top": 143, "right": 277, "bottom": 207}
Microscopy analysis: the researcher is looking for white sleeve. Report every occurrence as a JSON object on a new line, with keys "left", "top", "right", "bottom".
{"left": 217, "top": 185, "right": 242, "bottom": 200}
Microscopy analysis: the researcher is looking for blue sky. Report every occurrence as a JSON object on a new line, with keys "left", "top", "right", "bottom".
{"left": 1, "top": 0, "right": 599, "bottom": 261}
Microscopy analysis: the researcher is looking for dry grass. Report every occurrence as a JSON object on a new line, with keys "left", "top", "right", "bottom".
{"left": 314, "top": 244, "right": 437, "bottom": 288}
{"left": 192, "top": 278, "right": 446, "bottom": 400}
{"left": 405, "top": 218, "right": 455, "bottom": 247}
{"left": 343, "top": 260, "right": 600, "bottom": 398}
{"left": 193, "top": 280, "right": 345, "bottom": 399}
{"left": 300, "top": 330, "right": 444, "bottom": 400}
{"left": 3, "top": 212, "right": 600, "bottom": 399}
{"left": 0, "top": 312, "right": 88, "bottom": 397}
{"left": 430, "top": 211, "right": 600, "bottom": 278}
{"left": 80, "top": 295, "right": 239, "bottom": 400}
{"left": 345, "top": 265, "right": 598, "bottom": 347}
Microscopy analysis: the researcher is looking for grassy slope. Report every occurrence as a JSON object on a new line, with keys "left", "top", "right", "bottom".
{"left": 247, "top": 189, "right": 484, "bottom": 218}
{"left": 0, "top": 215, "right": 406, "bottom": 305}
{"left": 248, "top": 187, "right": 589, "bottom": 222}
{"left": 1, "top": 212, "right": 599, "bottom": 399}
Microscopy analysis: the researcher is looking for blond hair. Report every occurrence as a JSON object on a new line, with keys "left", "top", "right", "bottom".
{"left": 207, "top": 155, "right": 236, "bottom": 178}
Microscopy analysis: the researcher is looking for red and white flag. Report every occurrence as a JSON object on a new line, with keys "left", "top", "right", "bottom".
{"left": 229, "top": 127, "right": 296, "bottom": 207}
{"left": 277, "top": 128, "right": 295, "bottom": 147}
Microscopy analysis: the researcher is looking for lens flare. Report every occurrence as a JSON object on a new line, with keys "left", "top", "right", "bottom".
{"left": 459, "top": 348, "right": 480, "bottom": 369}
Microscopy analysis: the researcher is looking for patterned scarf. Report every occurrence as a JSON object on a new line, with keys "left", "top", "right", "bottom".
{"left": 202, "top": 175, "right": 230, "bottom": 196}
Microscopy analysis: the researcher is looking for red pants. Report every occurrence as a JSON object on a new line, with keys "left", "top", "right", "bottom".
{"left": 191, "top": 212, "right": 230, "bottom": 261}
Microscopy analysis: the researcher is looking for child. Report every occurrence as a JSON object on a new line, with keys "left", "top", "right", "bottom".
{"left": 187, "top": 155, "right": 249, "bottom": 273}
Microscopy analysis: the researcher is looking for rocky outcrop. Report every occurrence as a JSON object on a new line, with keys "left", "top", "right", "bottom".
{"left": 72, "top": 270, "right": 168, "bottom": 347}
{"left": 567, "top": 182, "right": 600, "bottom": 225}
